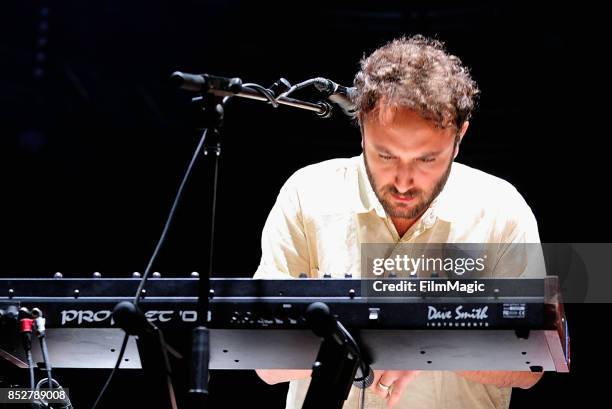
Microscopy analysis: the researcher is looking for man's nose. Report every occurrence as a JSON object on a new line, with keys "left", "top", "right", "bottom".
{"left": 394, "top": 164, "right": 414, "bottom": 193}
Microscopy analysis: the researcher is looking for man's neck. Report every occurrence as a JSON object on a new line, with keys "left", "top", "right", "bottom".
{"left": 391, "top": 217, "right": 417, "bottom": 238}
{"left": 391, "top": 208, "right": 428, "bottom": 237}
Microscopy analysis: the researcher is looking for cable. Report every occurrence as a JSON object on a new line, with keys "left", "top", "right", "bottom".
{"left": 132, "top": 128, "right": 208, "bottom": 307}
{"left": 36, "top": 378, "right": 73, "bottom": 409}
{"left": 90, "top": 334, "right": 129, "bottom": 409}
{"left": 339, "top": 320, "right": 372, "bottom": 409}
{"left": 39, "top": 338, "right": 52, "bottom": 389}
{"left": 360, "top": 385, "right": 365, "bottom": 409}
{"left": 26, "top": 349, "right": 35, "bottom": 390}
{"left": 278, "top": 78, "right": 322, "bottom": 99}
{"left": 338, "top": 321, "right": 369, "bottom": 376}
{"left": 18, "top": 309, "right": 36, "bottom": 393}
{"left": 91, "top": 129, "right": 210, "bottom": 409}
{"left": 30, "top": 308, "right": 73, "bottom": 409}
{"left": 32, "top": 309, "right": 52, "bottom": 390}
{"left": 207, "top": 142, "right": 220, "bottom": 281}
{"left": 26, "top": 349, "right": 39, "bottom": 409}
{"left": 242, "top": 83, "right": 278, "bottom": 107}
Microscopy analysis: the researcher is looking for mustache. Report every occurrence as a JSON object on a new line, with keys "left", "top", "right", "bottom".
{"left": 383, "top": 186, "right": 421, "bottom": 198}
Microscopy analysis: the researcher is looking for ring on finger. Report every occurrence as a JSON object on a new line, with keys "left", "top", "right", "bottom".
{"left": 378, "top": 381, "right": 392, "bottom": 391}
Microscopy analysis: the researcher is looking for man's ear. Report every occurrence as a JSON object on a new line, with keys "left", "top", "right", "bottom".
{"left": 453, "top": 121, "right": 470, "bottom": 159}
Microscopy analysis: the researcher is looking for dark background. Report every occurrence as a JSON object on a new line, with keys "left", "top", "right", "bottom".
{"left": 0, "top": 1, "right": 607, "bottom": 408}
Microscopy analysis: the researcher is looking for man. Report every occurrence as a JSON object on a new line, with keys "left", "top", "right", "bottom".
{"left": 254, "top": 36, "right": 543, "bottom": 409}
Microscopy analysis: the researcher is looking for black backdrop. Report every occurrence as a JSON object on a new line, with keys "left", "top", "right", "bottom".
{"left": 0, "top": 1, "right": 608, "bottom": 408}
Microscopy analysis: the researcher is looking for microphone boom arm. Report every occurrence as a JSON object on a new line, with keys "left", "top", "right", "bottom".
{"left": 171, "top": 71, "right": 333, "bottom": 117}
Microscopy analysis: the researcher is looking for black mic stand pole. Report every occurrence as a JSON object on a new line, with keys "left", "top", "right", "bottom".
{"left": 187, "top": 87, "right": 225, "bottom": 409}
{"left": 302, "top": 338, "right": 360, "bottom": 409}
{"left": 113, "top": 301, "right": 179, "bottom": 409}
{"left": 302, "top": 302, "right": 366, "bottom": 409}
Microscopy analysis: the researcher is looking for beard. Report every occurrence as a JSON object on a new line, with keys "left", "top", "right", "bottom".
{"left": 364, "top": 155, "right": 453, "bottom": 219}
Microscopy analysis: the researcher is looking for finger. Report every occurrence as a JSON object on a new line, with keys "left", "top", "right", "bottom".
{"left": 370, "top": 369, "right": 385, "bottom": 396}
{"left": 374, "top": 370, "right": 401, "bottom": 398}
{"left": 386, "top": 371, "right": 420, "bottom": 408}
{"left": 370, "top": 370, "right": 385, "bottom": 397}
{"left": 372, "top": 370, "right": 384, "bottom": 386}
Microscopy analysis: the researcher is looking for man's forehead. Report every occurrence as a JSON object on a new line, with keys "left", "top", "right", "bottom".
{"left": 362, "top": 104, "right": 452, "bottom": 128}
{"left": 372, "top": 142, "right": 446, "bottom": 157}
{"left": 363, "top": 113, "right": 456, "bottom": 154}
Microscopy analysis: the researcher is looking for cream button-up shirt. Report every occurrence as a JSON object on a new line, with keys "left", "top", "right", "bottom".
{"left": 254, "top": 155, "right": 543, "bottom": 409}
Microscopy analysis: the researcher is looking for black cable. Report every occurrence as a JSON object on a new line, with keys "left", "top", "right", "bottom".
{"left": 91, "top": 129, "right": 209, "bottom": 409}
{"left": 242, "top": 83, "right": 278, "bottom": 107}
{"left": 26, "top": 349, "right": 35, "bottom": 391}
{"left": 36, "top": 378, "right": 73, "bottom": 409}
{"left": 338, "top": 321, "right": 369, "bottom": 376}
{"left": 340, "top": 320, "right": 372, "bottom": 409}
{"left": 18, "top": 312, "right": 36, "bottom": 403}
{"left": 207, "top": 145, "right": 220, "bottom": 279}
{"left": 90, "top": 333, "right": 129, "bottom": 409}
{"left": 360, "top": 384, "right": 365, "bottom": 409}
{"left": 39, "top": 337, "right": 52, "bottom": 389}
{"left": 278, "top": 78, "right": 321, "bottom": 99}
{"left": 26, "top": 349, "right": 37, "bottom": 409}
{"left": 133, "top": 128, "right": 208, "bottom": 307}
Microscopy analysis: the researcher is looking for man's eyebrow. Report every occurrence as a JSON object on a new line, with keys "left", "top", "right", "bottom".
{"left": 418, "top": 150, "right": 443, "bottom": 158}
{"left": 373, "top": 145, "right": 394, "bottom": 155}
{"left": 373, "top": 145, "right": 444, "bottom": 158}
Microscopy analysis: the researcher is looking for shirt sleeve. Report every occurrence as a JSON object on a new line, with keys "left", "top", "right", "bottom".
{"left": 253, "top": 175, "right": 311, "bottom": 279}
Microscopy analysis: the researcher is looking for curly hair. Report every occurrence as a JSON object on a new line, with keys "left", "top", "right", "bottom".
{"left": 353, "top": 35, "right": 479, "bottom": 130}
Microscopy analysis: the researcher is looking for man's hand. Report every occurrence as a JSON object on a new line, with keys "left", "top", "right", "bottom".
{"left": 255, "top": 369, "right": 311, "bottom": 385}
{"left": 455, "top": 370, "right": 543, "bottom": 389}
{"left": 371, "top": 370, "right": 420, "bottom": 408}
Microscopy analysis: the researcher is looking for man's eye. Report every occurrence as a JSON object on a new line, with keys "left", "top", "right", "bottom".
{"left": 379, "top": 154, "right": 393, "bottom": 160}
{"left": 420, "top": 157, "right": 436, "bottom": 163}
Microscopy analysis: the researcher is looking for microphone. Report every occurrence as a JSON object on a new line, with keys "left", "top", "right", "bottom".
{"left": 305, "top": 302, "right": 374, "bottom": 389}
{"left": 313, "top": 78, "right": 357, "bottom": 117}
{"left": 112, "top": 301, "right": 157, "bottom": 336}
{"left": 353, "top": 366, "right": 375, "bottom": 389}
{"left": 170, "top": 71, "right": 243, "bottom": 94}
{"left": 305, "top": 302, "right": 345, "bottom": 344}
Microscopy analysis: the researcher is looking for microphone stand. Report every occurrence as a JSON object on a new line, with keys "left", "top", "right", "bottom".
{"left": 186, "top": 87, "right": 223, "bottom": 409}
{"left": 170, "top": 71, "right": 339, "bottom": 409}
{"left": 113, "top": 301, "right": 178, "bottom": 409}
{"left": 302, "top": 338, "right": 360, "bottom": 409}
{"left": 302, "top": 302, "right": 369, "bottom": 409}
